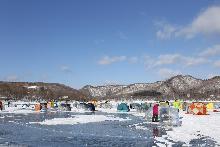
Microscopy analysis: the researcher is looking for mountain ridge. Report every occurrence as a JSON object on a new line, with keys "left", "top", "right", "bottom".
{"left": 0, "top": 75, "right": 220, "bottom": 100}
{"left": 81, "top": 75, "right": 220, "bottom": 100}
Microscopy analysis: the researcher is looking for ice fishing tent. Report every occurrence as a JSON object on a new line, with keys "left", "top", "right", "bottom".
{"left": 130, "top": 103, "right": 141, "bottom": 109}
{"left": 60, "top": 103, "right": 71, "bottom": 111}
{"left": 206, "top": 102, "right": 214, "bottom": 110}
{"left": 40, "top": 103, "right": 47, "bottom": 111}
{"left": 35, "top": 103, "right": 41, "bottom": 111}
{"left": 187, "top": 102, "right": 207, "bottom": 115}
{"left": 76, "top": 103, "right": 95, "bottom": 111}
{"left": 87, "top": 103, "right": 95, "bottom": 111}
{"left": 137, "top": 103, "right": 150, "bottom": 112}
{"left": 173, "top": 100, "right": 181, "bottom": 110}
{"left": 89, "top": 99, "right": 98, "bottom": 107}
{"left": 47, "top": 101, "right": 55, "bottom": 109}
{"left": 145, "top": 106, "right": 181, "bottom": 126}
{"left": 214, "top": 102, "right": 220, "bottom": 109}
{"left": 159, "top": 106, "right": 181, "bottom": 126}
{"left": 99, "top": 102, "right": 113, "bottom": 109}
{"left": 182, "top": 102, "right": 190, "bottom": 111}
{"left": 159, "top": 101, "right": 169, "bottom": 107}
{"left": 117, "top": 103, "right": 130, "bottom": 112}
{"left": 51, "top": 101, "right": 55, "bottom": 107}
{"left": 47, "top": 102, "right": 51, "bottom": 109}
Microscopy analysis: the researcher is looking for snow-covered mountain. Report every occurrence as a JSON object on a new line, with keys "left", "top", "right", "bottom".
{"left": 81, "top": 75, "right": 220, "bottom": 100}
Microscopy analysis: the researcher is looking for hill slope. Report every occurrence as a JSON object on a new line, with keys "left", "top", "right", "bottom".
{"left": 0, "top": 82, "right": 86, "bottom": 100}
{"left": 81, "top": 75, "right": 220, "bottom": 100}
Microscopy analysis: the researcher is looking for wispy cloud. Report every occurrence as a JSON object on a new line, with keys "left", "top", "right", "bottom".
{"left": 154, "top": 54, "right": 182, "bottom": 66}
{"left": 98, "top": 56, "right": 139, "bottom": 65}
{"left": 98, "top": 56, "right": 127, "bottom": 65}
{"left": 156, "top": 6, "right": 220, "bottom": 39}
{"left": 144, "top": 54, "right": 209, "bottom": 68}
{"left": 60, "top": 65, "right": 72, "bottom": 73}
{"left": 156, "top": 23, "right": 178, "bottom": 40}
{"left": 199, "top": 44, "right": 220, "bottom": 57}
{"left": 213, "top": 60, "right": 220, "bottom": 67}
{"left": 183, "top": 57, "right": 209, "bottom": 66}
{"left": 158, "top": 68, "right": 181, "bottom": 79}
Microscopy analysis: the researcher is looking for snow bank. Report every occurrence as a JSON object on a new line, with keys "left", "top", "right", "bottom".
{"left": 0, "top": 107, "right": 35, "bottom": 114}
{"left": 131, "top": 110, "right": 220, "bottom": 145}
{"left": 30, "top": 114, "right": 131, "bottom": 125}
{"left": 163, "top": 111, "right": 220, "bottom": 145}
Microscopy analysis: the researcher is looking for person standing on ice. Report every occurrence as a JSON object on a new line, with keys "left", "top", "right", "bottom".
{"left": 152, "top": 103, "right": 159, "bottom": 122}
{"left": 0, "top": 101, "right": 2, "bottom": 111}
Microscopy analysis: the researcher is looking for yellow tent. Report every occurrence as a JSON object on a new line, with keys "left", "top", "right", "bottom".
{"left": 160, "top": 101, "right": 169, "bottom": 107}
{"left": 173, "top": 100, "right": 181, "bottom": 109}
{"left": 51, "top": 101, "right": 55, "bottom": 107}
{"left": 206, "top": 102, "right": 214, "bottom": 110}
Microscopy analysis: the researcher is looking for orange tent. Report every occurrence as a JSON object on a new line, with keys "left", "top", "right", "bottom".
{"left": 89, "top": 99, "right": 98, "bottom": 107}
{"left": 188, "top": 102, "right": 207, "bottom": 115}
{"left": 35, "top": 103, "right": 41, "bottom": 111}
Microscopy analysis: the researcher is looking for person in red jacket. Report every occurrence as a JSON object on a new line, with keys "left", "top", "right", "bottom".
{"left": 152, "top": 103, "right": 159, "bottom": 122}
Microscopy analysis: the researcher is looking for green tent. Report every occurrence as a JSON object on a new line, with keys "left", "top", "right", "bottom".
{"left": 117, "top": 103, "right": 130, "bottom": 112}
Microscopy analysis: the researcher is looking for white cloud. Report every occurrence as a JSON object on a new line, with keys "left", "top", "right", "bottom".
{"left": 199, "top": 44, "right": 220, "bottom": 57}
{"left": 156, "top": 23, "right": 177, "bottom": 40}
{"left": 143, "top": 55, "right": 155, "bottom": 69}
{"left": 60, "top": 65, "right": 72, "bottom": 73}
{"left": 98, "top": 56, "right": 127, "bottom": 65}
{"left": 213, "top": 60, "right": 220, "bottom": 67}
{"left": 177, "top": 6, "right": 220, "bottom": 38}
{"left": 145, "top": 54, "right": 208, "bottom": 68}
{"left": 158, "top": 68, "right": 181, "bottom": 79}
{"left": 99, "top": 53, "right": 209, "bottom": 68}
{"left": 154, "top": 54, "right": 182, "bottom": 66}
{"left": 156, "top": 6, "right": 220, "bottom": 39}
{"left": 182, "top": 57, "right": 209, "bottom": 67}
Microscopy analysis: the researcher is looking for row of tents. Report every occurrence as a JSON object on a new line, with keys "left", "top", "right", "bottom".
{"left": 1, "top": 100, "right": 220, "bottom": 115}
{"left": 0, "top": 100, "right": 96, "bottom": 112}
{"left": 116, "top": 101, "right": 220, "bottom": 115}
{"left": 34, "top": 102, "right": 96, "bottom": 112}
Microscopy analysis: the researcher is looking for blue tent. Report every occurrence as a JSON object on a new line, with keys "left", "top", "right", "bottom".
{"left": 117, "top": 103, "right": 130, "bottom": 112}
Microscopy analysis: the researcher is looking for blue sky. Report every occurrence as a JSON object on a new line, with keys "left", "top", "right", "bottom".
{"left": 0, "top": 0, "right": 220, "bottom": 88}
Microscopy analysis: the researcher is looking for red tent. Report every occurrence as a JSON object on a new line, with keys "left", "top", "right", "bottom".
{"left": 187, "top": 102, "right": 207, "bottom": 115}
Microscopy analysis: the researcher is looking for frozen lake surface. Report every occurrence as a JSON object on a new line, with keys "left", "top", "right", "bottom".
{"left": 0, "top": 111, "right": 218, "bottom": 147}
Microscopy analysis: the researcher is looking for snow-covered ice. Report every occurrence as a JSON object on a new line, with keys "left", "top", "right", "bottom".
{"left": 162, "top": 111, "right": 220, "bottom": 145}
{"left": 133, "top": 110, "right": 220, "bottom": 146}
{"left": 1, "top": 101, "right": 220, "bottom": 146}
{"left": 30, "top": 114, "right": 131, "bottom": 125}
